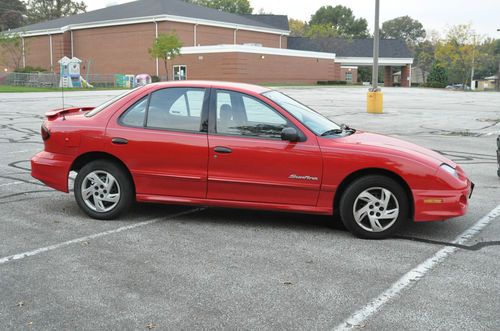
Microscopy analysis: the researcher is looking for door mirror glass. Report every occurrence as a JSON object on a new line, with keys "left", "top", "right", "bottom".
{"left": 281, "top": 127, "right": 299, "bottom": 142}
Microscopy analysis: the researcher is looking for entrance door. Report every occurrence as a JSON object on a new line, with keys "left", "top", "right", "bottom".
{"left": 207, "top": 89, "right": 322, "bottom": 206}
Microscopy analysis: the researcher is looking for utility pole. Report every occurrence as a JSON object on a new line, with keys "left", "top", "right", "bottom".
{"left": 497, "top": 29, "right": 500, "bottom": 91}
{"left": 470, "top": 34, "right": 475, "bottom": 90}
{"left": 367, "top": 0, "right": 383, "bottom": 113}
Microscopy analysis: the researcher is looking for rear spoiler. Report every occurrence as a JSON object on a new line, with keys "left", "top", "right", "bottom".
{"left": 45, "top": 106, "right": 95, "bottom": 119}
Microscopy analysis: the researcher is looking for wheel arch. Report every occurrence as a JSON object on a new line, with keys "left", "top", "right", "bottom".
{"left": 333, "top": 168, "right": 414, "bottom": 220}
{"left": 70, "top": 151, "right": 135, "bottom": 192}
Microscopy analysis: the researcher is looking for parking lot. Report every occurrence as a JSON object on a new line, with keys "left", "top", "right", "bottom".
{"left": 0, "top": 86, "right": 499, "bottom": 330}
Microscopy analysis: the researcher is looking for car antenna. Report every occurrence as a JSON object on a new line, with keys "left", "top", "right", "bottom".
{"left": 61, "top": 81, "right": 66, "bottom": 121}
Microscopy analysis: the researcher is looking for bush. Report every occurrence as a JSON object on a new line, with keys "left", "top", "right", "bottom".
{"left": 426, "top": 62, "right": 448, "bottom": 88}
{"left": 317, "top": 80, "right": 348, "bottom": 85}
{"left": 14, "top": 66, "right": 47, "bottom": 73}
{"left": 151, "top": 75, "right": 160, "bottom": 82}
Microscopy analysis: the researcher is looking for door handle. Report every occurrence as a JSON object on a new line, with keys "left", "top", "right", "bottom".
{"left": 214, "top": 146, "right": 232, "bottom": 153}
{"left": 112, "top": 137, "right": 128, "bottom": 145}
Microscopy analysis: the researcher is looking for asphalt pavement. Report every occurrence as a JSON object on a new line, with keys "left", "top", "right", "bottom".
{"left": 0, "top": 86, "right": 498, "bottom": 330}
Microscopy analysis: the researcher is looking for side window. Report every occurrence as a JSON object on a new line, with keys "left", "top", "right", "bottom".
{"left": 120, "top": 96, "right": 148, "bottom": 127}
{"left": 216, "top": 90, "right": 288, "bottom": 139}
{"left": 146, "top": 88, "right": 206, "bottom": 132}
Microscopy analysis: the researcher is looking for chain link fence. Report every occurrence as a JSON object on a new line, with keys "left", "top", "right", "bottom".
{"left": 0, "top": 72, "right": 153, "bottom": 88}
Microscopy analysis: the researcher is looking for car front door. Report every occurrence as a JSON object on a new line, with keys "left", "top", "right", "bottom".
{"left": 106, "top": 87, "right": 209, "bottom": 199}
{"left": 207, "top": 89, "right": 322, "bottom": 206}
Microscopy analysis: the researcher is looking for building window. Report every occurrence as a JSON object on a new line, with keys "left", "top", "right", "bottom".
{"left": 345, "top": 71, "right": 353, "bottom": 82}
{"left": 173, "top": 65, "right": 187, "bottom": 80}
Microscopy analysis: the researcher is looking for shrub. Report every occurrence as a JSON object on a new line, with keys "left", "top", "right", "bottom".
{"left": 151, "top": 75, "right": 160, "bottom": 82}
{"left": 14, "top": 66, "right": 47, "bottom": 73}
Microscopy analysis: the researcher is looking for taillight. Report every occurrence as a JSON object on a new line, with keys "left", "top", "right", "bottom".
{"left": 41, "top": 124, "right": 50, "bottom": 141}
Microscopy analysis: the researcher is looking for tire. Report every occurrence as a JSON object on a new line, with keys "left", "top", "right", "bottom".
{"left": 74, "top": 160, "right": 133, "bottom": 220}
{"left": 339, "top": 175, "right": 409, "bottom": 239}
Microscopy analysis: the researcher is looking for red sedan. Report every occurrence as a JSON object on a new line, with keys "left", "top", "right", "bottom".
{"left": 31, "top": 81, "right": 473, "bottom": 238}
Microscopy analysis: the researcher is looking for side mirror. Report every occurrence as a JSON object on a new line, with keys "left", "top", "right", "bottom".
{"left": 281, "top": 127, "right": 300, "bottom": 142}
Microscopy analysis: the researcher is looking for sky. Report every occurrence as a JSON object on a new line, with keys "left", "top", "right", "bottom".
{"left": 84, "top": 0, "right": 500, "bottom": 38}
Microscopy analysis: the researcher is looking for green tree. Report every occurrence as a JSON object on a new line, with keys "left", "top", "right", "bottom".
{"left": 25, "top": 0, "right": 86, "bottom": 24}
{"left": 309, "top": 5, "right": 368, "bottom": 38}
{"left": 414, "top": 40, "right": 436, "bottom": 82}
{"left": 0, "top": 33, "right": 25, "bottom": 70}
{"left": 289, "top": 18, "right": 307, "bottom": 37}
{"left": 381, "top": 16, "right": 426, "bottom": 48}
{"left": 187, "top": 0, "right": 252, "bottom": 14}
{"left": 305, "top": 24, "right": 340, "bottom": 38}
{"left": 425, "top": 62, "right": 448, "bottom": 88}
{"left": 473, "top": 38, "right": 500, "bottom": 79}
{"left": 435, "top": 24, "right": 477, "bottom": 87}
{"left": 0, "top": 0, "right": 26, "bottom": 31}
{"left": 148, "top": 32, "right": 182, "bottom": 81}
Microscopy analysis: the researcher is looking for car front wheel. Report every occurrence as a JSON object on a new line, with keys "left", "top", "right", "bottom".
{"left": 74, "top": 160, "right": 133, "bottom": 220}
{"left": 339, "top": 175, "right": 409, "bottom": 239}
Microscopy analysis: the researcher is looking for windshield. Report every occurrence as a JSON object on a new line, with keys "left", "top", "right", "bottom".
{"left": 262, "top": 90, "right": 341, "bottom": 135}
{"left": 85, "top": 88, "right": 141, "bottom": 117}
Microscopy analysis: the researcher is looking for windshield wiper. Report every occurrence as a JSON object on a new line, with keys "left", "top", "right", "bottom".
{"left": 320, "top": 129, "right": 344, "bottom": 136}
{"left": 321, "top": 124, "right": 356, "bottom": 137}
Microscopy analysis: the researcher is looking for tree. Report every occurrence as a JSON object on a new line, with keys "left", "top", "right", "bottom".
{"left": 309, "top": 5, "right": 368, "bottom": 38}
{"left": 435, "top": 24, "right": 477, "bottom": 87}
{"left": 148, "top": 32, "right": 182, "bottom": 81}
{"left": 305, "top": 24, "right": 340, "bottom": 38}
{"left": 289, "top": 18, "right": 307, "bottom": 37}
{"left": 414, "top": 40, "right": 436, "bottom": 82}
{"left": 0, "top": 33, "right": 25, "bottom": 70}
{"left": 381, "top": 16, "right": 426, "bottom": 47}
{"left": 186, "top": 0, "right": 252, "bottom": 14}
{"left": 25, "top": 0, "right": 86, "bottom": 24}
{"left": 425, "top": 62, "right": 448, "bottom": 88}
{"left": 0, "top": 0, "right": 26, "bottom": 31}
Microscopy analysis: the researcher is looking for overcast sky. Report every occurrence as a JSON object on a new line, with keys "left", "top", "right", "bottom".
{"left": 84, "top": 0, "right": 500, "bottom": 38}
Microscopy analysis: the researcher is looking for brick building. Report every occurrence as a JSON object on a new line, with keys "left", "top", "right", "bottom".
{"left": 8, "top": 0, "right": 413, "bottom": 86}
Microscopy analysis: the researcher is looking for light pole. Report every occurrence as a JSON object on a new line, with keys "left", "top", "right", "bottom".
{"left": 367, "top": 0, "right": 383, "bottom": 113}
{"left": 497, "top": 29, "right": 500, "bottom": 91}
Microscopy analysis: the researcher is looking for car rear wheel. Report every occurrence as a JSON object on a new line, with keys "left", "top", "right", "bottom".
{"left": 74, "top": 160, "right": 133, "bottom": 220}
{"left": 339, "top": 175, "right": 409, "bottom": 239}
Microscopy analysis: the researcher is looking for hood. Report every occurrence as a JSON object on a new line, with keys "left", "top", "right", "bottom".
{"left": 321, "top": 131, "right": 456, "bottom": 168}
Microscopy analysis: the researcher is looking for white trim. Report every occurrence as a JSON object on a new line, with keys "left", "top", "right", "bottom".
{"left": 193, "top": 24, "right": 197, "bottom": 46}
{"left": 70, "top": 30, "right": 74, "bottom": 57}
{"left": 341, "top": 66, "right": 358, "bottom": 70}
{"left": 336, "top": 56, "right": 413, "bottom": 66}
{"left": 49, "top": 34, "right": 53, "bottom": 70}
{"left": 21, "top": 37, "right": 25, "bottom": 68}
{"left": 233, "top": 28, "right": 237, "bottom": 45}
{"left": 17, "top": 14, "right": 290, "bottom": 38}
{"left": 180, "top": 44, "right": 336, "bottom": 60}
{"left": 154, "top": 20, "right": 159, "bottom": 76}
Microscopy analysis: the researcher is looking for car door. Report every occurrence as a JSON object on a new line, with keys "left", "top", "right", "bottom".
{"left": 207, "top": 88, "right": 322, "bottom": 206}
{"left": 106, "top": 87, "right": 209, "bottom": 198}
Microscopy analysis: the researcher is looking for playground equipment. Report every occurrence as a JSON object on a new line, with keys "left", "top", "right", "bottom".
{"left": 59, "top": 56, "right": 93, "bottom": 88}
{"left": 135, "top": 74, "right": 152, "bottom": 86}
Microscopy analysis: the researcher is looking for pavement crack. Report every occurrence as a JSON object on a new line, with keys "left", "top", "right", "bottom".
{"left": 393, "top": 235, "right": 500, "bottom": 251}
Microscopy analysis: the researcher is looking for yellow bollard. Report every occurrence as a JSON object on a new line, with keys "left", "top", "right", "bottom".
{"left": 367, "top": 91, "right": 383, "bottom": 114}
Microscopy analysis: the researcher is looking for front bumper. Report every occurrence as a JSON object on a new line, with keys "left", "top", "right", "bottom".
{"left": 413, "top": 179, "right": 473, "bottom": 222}
{"left": 31, "top": 151, "right": 73, "bottom": 193}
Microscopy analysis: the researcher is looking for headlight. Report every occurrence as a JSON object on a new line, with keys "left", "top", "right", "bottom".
{"left": 440, "top": 164, "right": 458, "bottom": 178}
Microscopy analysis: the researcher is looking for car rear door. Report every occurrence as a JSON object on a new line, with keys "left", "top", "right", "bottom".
{"left": 106, "top": 86, "right": 209, "bottom": 199}
{"left": 206, "top": 88, "right": 322, "bottom": 206}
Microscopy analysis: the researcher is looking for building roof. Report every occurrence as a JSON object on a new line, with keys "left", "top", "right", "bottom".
{"left": 13, "top": 0, "right": 289, "bottom": 35}
{"left": 287, "top": 37, "right": 413, "bottom": 58}
{"left": 241, "top": 14, "right": 289, "bottom": 31}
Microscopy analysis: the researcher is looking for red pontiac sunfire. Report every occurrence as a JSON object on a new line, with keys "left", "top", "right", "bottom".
{"left": 31, "top": 81, "right": 473, "bottom": 239}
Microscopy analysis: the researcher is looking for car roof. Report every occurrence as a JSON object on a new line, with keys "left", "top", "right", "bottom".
{"left": 147, "top": 80, "right": 272, "bottom": 94}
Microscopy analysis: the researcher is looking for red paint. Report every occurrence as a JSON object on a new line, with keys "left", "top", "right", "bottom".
{"left": 31, "top": 81, "right": 472, "bottom": 222}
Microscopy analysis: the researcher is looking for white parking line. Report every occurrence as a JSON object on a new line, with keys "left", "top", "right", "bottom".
{"left": 0, "top": 208, "right": 202, "bottom": 265}
{"left": 334, "top": 204, "right": 500, "bottom": 330}
{"left": 0, "top": 181, "right": 23, "bottom": 187}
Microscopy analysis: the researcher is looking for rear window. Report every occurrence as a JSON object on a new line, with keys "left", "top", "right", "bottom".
{"left": 85, "top": 88, "right": 141, "bottom": 117}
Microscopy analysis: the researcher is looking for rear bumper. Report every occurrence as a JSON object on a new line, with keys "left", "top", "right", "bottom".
{"left": 31, "top": 151, "right": 72, "bottom": 193}
{"left": 413, "top": 180, "right": 473, "bottom": 222}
